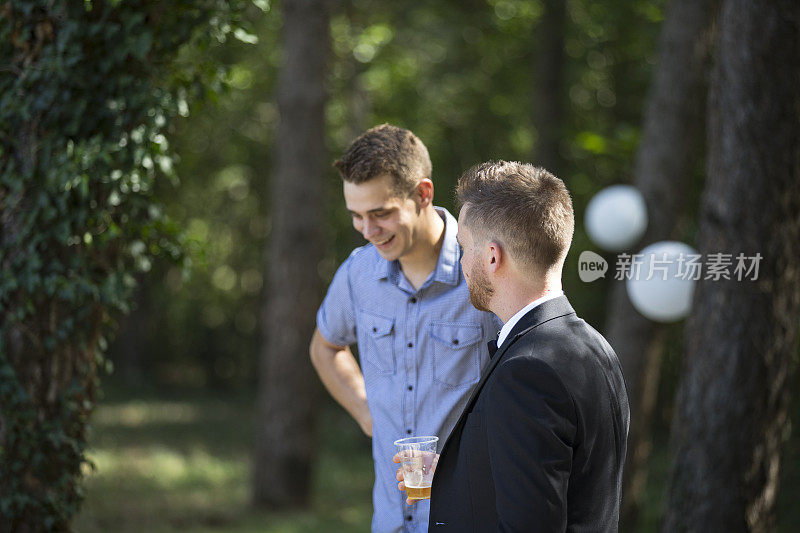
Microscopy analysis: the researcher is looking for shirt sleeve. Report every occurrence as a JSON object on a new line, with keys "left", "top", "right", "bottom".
{"left": 316, "top": 252, "right": 358, "bottom": 347}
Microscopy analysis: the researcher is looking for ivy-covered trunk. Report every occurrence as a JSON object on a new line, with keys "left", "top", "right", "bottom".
{"left": 0, "top": 1, "right": 251, "bottom": 529}
{"left": 1, "top": 13, "right": 102, "bottom": 529}
{"left": 0, "top": 276, "right": 104, "bottom": 533}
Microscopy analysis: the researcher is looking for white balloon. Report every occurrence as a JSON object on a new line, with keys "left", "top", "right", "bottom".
{"left": 585, "top": 185, "right": 648, "bottom": 252}
{"left": 625, "top": 241, "right": 698, "bottom": 323}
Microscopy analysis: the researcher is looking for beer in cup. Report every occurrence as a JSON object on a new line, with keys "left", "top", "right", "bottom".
{"left": 394, "top": 436, "right": 438, "bottom": 500}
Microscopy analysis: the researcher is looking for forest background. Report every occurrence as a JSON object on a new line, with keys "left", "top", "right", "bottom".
{"left": 1, "top": 0, "right": 798, "bottom": 532}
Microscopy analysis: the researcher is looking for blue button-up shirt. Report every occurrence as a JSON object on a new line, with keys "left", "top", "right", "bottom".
{"left": 317, "top": 207, "right": 500, "bottom": 533}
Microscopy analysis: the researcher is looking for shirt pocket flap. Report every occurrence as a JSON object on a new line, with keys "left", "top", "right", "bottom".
{"left": 358, "top": 309, "right": 396, "bottom": 375}
{"left": 362, "top": 310, "right": 394, "bottom": 338}
{"left": 430, "top": 323, "right": 482, "bottom": 348}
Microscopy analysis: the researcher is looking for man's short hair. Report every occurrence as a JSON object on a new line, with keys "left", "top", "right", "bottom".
{"left": 334, "top": 124, "right": 432, "bottom": 197}
{"left": 457, "top": 161, "right": 574, "bottom": 274}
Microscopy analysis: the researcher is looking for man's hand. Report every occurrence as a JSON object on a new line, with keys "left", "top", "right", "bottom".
{"left": 393, "top": 452, "right": 440, "bottom": 505}
{"left": 393, "top": 453, "right": 417, "bottom": 505}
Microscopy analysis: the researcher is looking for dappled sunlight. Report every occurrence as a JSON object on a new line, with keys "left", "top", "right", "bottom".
{"left": 78, "top": 443, "right": 250, "bottom": 532}
{"left": 86, "top": 446, "right": 245, "bottom": 491}
{"left": 76, "top": 394, "right": 372, "bottom": 532}
{"left": 94, "top": 401, "right": 203, "bottom": 427}
{"left": 88, "top": 396, "right": 255, "bottom": 464}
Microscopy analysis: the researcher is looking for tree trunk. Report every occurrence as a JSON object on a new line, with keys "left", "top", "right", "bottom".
{"left": 110, "top": 281, "right": 148, "bottom": 386}
{"left": 600, "top": 0, "right": 718, "bottom": 527}
{"left": 253, "top": 0, "right": 330, "bottom": 508}
{"left": 662, "top": 1, "right": 800, "bottom": 531}
{"left": 532, "top": 0, "right": 566, "bottom": 174}
{"left": 1, "top": 111, "right": 103, "bottom": 533}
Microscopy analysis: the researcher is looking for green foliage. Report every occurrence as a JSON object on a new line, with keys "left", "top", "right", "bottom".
{"left": 107, "top": 4, "right": 281, "bottom": 389}
{"left": 0, "top": 0, "right": 257, "bottom": 528}
{"left": 326, "top": 0, "right": 665, "bottom": 325}
{"left": 116, "top": 0, "right": 666, "bottom": 387}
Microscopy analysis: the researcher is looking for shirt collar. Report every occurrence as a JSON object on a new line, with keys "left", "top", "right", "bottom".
{"left": 375, "top": 253, "right": 394, "bottom": 281}
{"left": 496, "top": 290, "right": 565, "bottom": 347}
{"left": 373, "top": 206, "right": 460, "bottom": 287}
{"left": 432, "top": 207, "right": 460, "bottom": 285}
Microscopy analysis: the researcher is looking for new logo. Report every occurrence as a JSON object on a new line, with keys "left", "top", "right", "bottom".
{"left": 578, "top": 251, "right": 608, "bottom": 282}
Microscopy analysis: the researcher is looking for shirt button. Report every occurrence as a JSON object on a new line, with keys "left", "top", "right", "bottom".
{"left": 408, "top": 385, "right": 413, "bottom": 391}
{"left": 407, "top": 342, "right": 413, "bottom": 348}
{"left": 406, "top": 429, "right": 412, "bottom": 434}
{"left": 406, "top": 515, "right": 413, "bottom": 521}
{"left": 452, "top": 339, "right": 459, "bottom": 345}
{"left": 410, "top": 297, "right": 417, "bottom": 303}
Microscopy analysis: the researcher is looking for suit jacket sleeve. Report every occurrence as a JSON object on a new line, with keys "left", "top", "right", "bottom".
{"left": 484, "top": 356, "right": 576, "bottom": 532}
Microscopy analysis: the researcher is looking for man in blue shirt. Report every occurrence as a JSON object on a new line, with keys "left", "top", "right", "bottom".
{"left": 310, "top": 124, "right": 499, "bottom": 532}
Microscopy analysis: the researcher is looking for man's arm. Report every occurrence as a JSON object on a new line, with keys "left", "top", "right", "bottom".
{"left": 309, "top": 328, "right": 372, "bottom": 437}
{"left": 485, "top": 357, "right": 575, "bottom": 531}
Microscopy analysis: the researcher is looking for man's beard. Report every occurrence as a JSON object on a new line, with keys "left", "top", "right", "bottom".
{"left": 467, "top": 262, "right": 494, "bottom": 312}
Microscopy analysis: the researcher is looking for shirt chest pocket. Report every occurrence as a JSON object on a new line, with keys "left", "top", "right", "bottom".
{"left": 430, "top": 322, "right": 483, "bottom": 388}
{"left": 359, "top": 309, "right": 396, "bottom": 375}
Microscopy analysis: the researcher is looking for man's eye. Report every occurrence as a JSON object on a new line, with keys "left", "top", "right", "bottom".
{"left": 375, "top": 212, "right": 389, "bottom": 218}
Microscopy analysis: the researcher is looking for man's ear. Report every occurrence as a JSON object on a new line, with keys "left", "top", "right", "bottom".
{"left": 414, "top": 179, "right": 434, "bottom": 207}
{"left": 486, "top": 241, "right": 503, "bottom": 273}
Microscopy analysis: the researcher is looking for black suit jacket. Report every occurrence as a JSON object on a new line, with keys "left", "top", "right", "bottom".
{"left": 428, "top": 296, "right": 630, "bottom": 532}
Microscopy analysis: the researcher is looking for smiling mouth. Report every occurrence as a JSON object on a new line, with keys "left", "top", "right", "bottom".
{"left": 373, "top": 236, "right": 394, "bottom": 247}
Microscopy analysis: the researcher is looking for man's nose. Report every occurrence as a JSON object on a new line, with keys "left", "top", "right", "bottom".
{"left": 362, "top": 219, "right": 380, "bottom": 240}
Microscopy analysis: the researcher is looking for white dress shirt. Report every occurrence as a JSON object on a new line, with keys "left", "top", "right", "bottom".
{"left": 496, "top": 290, "right": 565, "bottom": 348}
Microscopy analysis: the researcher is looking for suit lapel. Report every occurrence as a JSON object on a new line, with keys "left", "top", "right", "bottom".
{"left": 439, "top": 296, "right": 576, "bottom": 454}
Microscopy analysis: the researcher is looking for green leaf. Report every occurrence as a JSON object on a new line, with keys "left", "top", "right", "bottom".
{"left": 576, "top": 131, "right": 608, "bottom": 154}
{"left": 233, "top": 28, "right": 259, "bottom": 44}
{"left": 131, "top": 31, "right": 153, "bottom": 60}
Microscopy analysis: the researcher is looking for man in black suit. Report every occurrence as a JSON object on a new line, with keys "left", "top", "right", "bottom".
{"left": 399, "top": 161, "right": 630, "bottom": 531}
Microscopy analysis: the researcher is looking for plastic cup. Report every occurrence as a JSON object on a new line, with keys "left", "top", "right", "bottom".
{"left": 394, "top": 435, "right": 439, "bottom": 500}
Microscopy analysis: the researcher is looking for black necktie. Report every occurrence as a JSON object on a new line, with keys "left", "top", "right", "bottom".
{"left": 487, "top": 339, "right": 498, "bottom": 358}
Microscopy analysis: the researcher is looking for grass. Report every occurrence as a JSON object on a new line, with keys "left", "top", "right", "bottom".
{"left": 75, "top": 380, "right": 799, "bottom": 532}
{"left": 75, "top": 386, "right": 373, "bottom": 532}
